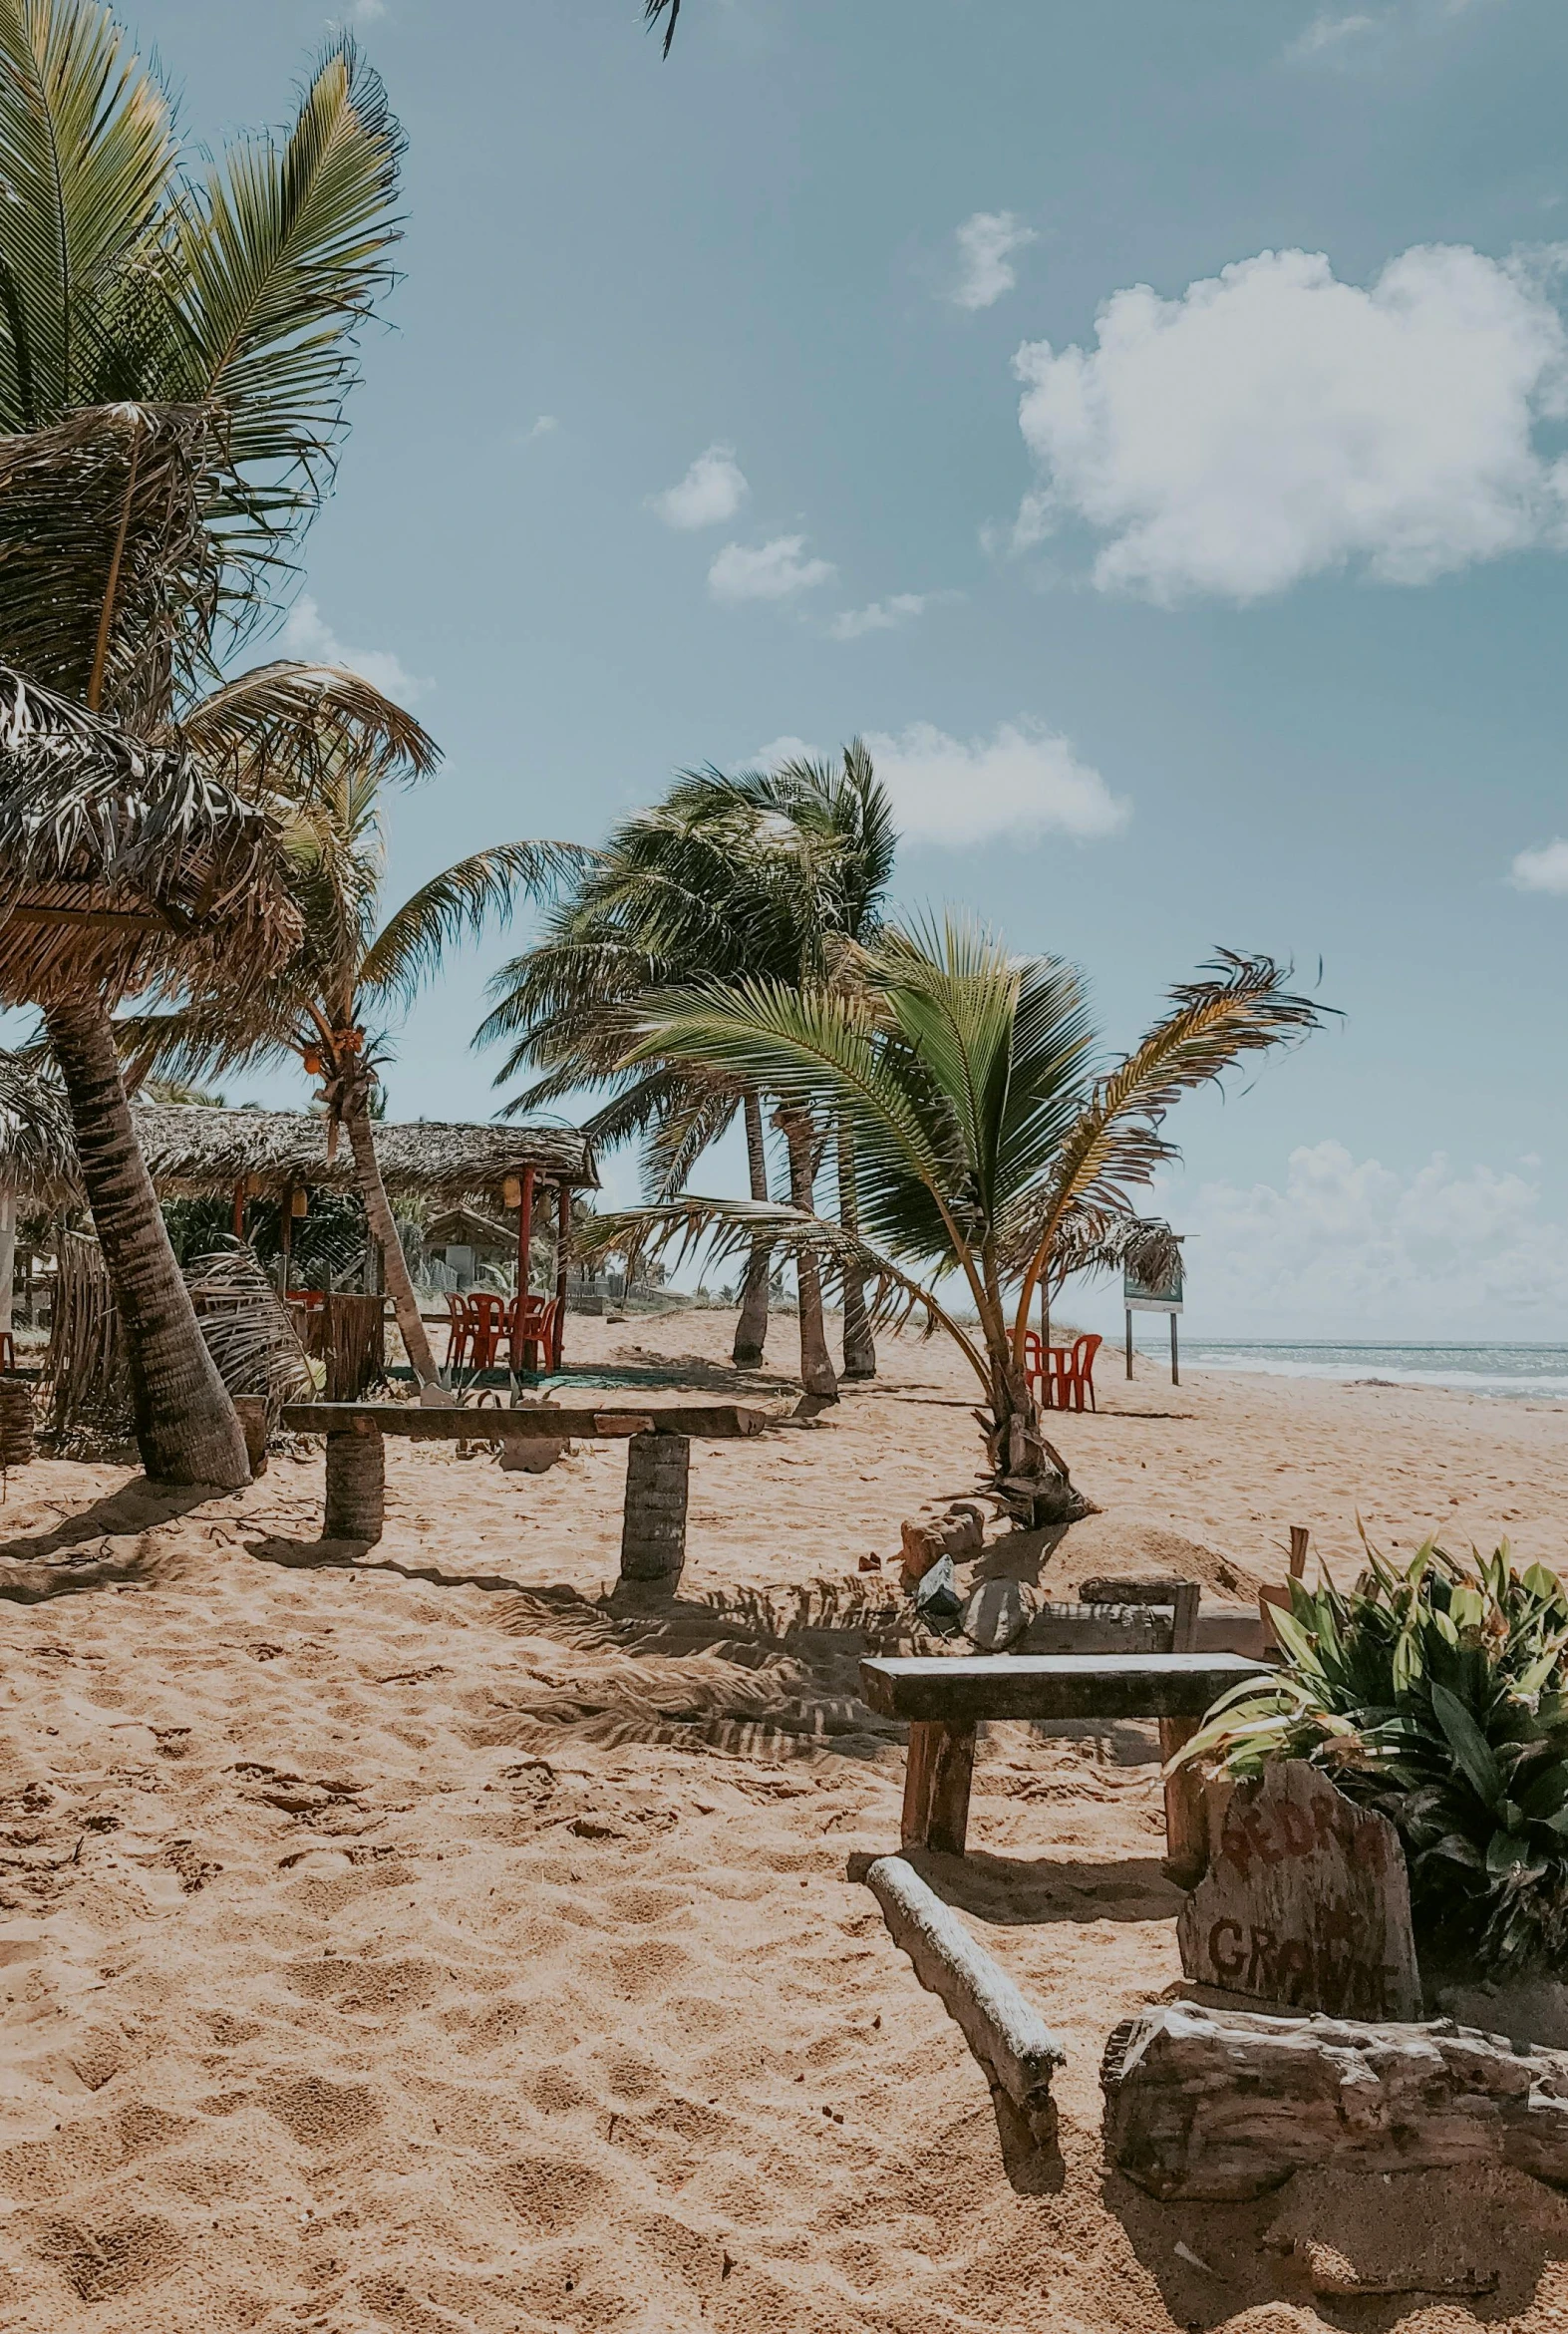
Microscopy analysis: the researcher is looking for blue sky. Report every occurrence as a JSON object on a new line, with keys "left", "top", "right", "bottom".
{"left": 127, "top": 0, "right": 1568, "bottom": 1338}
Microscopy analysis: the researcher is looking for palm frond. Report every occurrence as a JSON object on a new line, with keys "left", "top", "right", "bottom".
{"left": 175, "top": 659, "right": 439, "bottom": 798}
{"left": 644, "top": 0, "right": 680, "bottom": 56}
{"left": 0, "top": 0, "right": 176, "bottom": 430}
{"left": 160, "top": 39, "right": 403, "bottom": 556}
{"left": 359, "top": 840, "right": 591, "bottom": 1010}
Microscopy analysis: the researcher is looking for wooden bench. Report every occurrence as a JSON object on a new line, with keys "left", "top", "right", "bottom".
{"left": 278, "top": 1400, "right": 768, "bottom": 1583}
{"left": 858, "top": 1652, "right": 1272, "bottom": 1882}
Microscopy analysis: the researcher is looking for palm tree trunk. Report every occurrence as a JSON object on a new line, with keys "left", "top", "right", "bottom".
{"left": 777, "top": 1105, "right": 837, "bottom": 1402}
{"left": 343, "top": 1098, "right": 442, "bottom": 1388}
{"left": 733, "top": 1086, "right": 772, "bottom": 1370}
{"left": 44, "top": 993, "right": 249, "bottom": 1488}
{"left": 836, "top": 1119, "right": 876, "bottom": 1380}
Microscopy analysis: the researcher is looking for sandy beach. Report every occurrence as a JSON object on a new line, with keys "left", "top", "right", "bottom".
{"left": 4, "top": 1310, "right": 1568, "bottom": 2331}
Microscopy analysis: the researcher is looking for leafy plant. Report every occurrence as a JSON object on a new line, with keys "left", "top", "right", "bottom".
{"left": 1181, "top": 1538, "right": 1568, "bottom": 1971}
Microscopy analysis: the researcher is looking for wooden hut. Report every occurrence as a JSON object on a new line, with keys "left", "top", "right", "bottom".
{"left": 128, "top": 1104, "right": 596, "bottom": 1370}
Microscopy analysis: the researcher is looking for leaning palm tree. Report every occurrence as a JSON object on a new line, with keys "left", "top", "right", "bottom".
{"left": 592, "top": 924, "right": 1330, "bottom": 1521}
{"left": 0, "top": 10, "right": 409, "bottom": 1481}
{"left": 480, "top": 743, "right": 896, "bottom": 1390}
{"left": 120, "top": 755, "right": 583, "bottom": 1392}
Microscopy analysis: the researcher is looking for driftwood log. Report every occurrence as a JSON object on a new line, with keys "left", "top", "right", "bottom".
{"left": 865, "top": 1854, "right": 1064, "bottom": 2126}
{"left": 1101, "top": 1999, "right": 1568, "bottom": 2199}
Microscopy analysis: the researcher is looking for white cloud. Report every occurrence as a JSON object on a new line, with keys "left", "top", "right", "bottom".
{"left": 1012, "top": 242, "right": 1568, "bottom": 603}
{"left": 859, "top": 718, "right": 1127, "bottom": 846}
{"left": 708, "top": 534, "right": 835, "bottom": 603}
{"left": 752, "top": 735, "right": 818, "bottom": 769}
{"left": 1510, "top": 837, "right": 1568, "bottom": 892}
{"left": 278, "top": 594, "right": 429, "bottom": 703}
{"left": 830, "top": 593, "right": 933, "bottom": 641}
{"left": 1287, "top": 12, "right": 1378, "bottom": 59}
{"left": 1165, "top": 1140, "right": 1568, "bottom": 1337}
{"left": 651, "top": 444, "right": 750, "bottom": 530}
{"left": 527, "top": 414, "right": 558, "bottom": 440}
{"left": 951, "top": 210, "right": 1037, "bottom": 312}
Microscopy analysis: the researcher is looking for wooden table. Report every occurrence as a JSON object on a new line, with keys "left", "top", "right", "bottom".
{"left": 858, "top": 1651, "right": 1272, "bottom": 1880}
{"left": 279, "top": 1400, "right": 769, "bottom": 1582}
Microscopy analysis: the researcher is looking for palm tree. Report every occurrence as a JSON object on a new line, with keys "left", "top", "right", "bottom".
{"left": 594, "top": 924, "right": 1330, "bottom": 1521}
{"left": 0, "top": 1045, "right": 78, "bottom": 1331}
{"left": 0, "top": 10, "right": 408, "bottom": 1481}
{"left": 120, "top": 755, "right": 583, "bottom": 1393}
{"left": 479, "top": 744, "right": 896, "bottom": 1393}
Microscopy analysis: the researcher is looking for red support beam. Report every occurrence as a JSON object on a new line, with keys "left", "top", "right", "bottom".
{"left": 552, "top": 1181, "right": 570, "bottom": 1371}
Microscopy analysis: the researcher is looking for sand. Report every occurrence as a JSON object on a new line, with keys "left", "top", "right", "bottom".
{"left": 4, "top": 1309, "right": 1568, "bottom": 2331}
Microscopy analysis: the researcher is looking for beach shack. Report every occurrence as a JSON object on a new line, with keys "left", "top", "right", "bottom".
{"left": 129, "top": 1105, "right": 597, "bottom": 1363}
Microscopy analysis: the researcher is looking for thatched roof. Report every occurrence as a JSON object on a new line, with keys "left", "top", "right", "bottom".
{"left": 0, "top": 666, "right": 299, "bottom": 1007}
{"left": 129, "top": 1103, "right": 595, "bottom": 1206}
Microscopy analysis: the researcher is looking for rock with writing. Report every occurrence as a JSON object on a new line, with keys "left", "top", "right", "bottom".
{"left": 1176, "top": 1760, "right": 1420, "bottom": 2022}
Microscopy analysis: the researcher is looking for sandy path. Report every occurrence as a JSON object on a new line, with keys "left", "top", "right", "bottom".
{"left": 2, "top": 1309, "right": 1567, "bottom": 2331}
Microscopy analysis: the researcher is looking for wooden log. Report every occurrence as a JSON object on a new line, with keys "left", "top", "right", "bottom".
{"left": 1019, "top": 1604, "right": 1170, "bottom": 1655}
{"left": 280, "top": 1401, "right": 766, "bottom": 1442}
{"left": 0, "top": 1376, "right": 34, "bottom": 1469}
{"left": 1176, "top": 1762, "right": 1420, "bottom": 2021}
{"left": 865, "top": 1853, "right": 1064, "bottom": 2121}
{"left": 323, "top": 1420, "right": 385, "bottom": 1543}
{"left": 619, "top": 1431, "right": 690, "bottom": 1583}
{"left": 901, "top": 1719, "right": 977, "bottom": 1854}
{"left": 1100, "top": 1999, "right": 1568, "bottom": 2201}
{"left": 858, "top": 1652, "right": 1270, "bottom": 1725}
{"left": 231, "top": 1395, "right": 268, "bottom": 1480}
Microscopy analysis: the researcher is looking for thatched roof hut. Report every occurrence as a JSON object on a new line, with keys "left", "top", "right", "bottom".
{"left": 128, "top": 1103, "right": 595, "bottom": 1208}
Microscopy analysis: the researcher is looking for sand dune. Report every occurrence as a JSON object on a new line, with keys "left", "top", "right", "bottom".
{"left": 3, "top": 1311, "right": 1568, "bottom": 2330}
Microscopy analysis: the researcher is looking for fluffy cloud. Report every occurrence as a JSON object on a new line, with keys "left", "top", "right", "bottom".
{"left": 1012, "top": 243, "right": 1568, "bottom": 602}
{"left": 651, "top": 444, "right": 749, "bottom": 530}
{"left": 952, "top": 211, "right": 1037, "bottom": 311}
{"left": 1511, "top": 838, "right": 1568, "bottom": 893}
{"left": 708, "top": 534, "right": 835, "bottom": 603}
{"left": 1161, "top": 1141, "right": 1568, "bottom": 1336}
{"left": 830, "top": 593, "right": 932, "bottom": 641}
{"left": 859, "top": 719, "right": 1127, "bottom": 846}
{"left": 1287, "top": 12, "right": 1377, "bottom": 59}
{"left": 279, "top": 594, "right": 428, "bottom": 702}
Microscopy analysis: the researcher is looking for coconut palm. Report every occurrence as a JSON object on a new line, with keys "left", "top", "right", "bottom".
{"left": 0, "top": 1045, "right": 78, "bottom": 1331}
{"left": 593, "top": 923, "right": 1329, "bottom": 1520}
{"left": 480, "top": 744, "right": 896, "bottom": 1392}
{"left": 0, "top": 10, "right": 408, "bottom": 1481}
{"left": 119, "top": 755, "right": 584, "bottom": 1390}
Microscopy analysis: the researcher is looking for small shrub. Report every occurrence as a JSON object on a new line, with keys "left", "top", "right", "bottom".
{"left": 1182, "top": 1538, "right": 1568, "bottom": 1971}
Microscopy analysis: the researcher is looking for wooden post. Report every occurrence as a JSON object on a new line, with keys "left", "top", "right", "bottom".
{"left": 232, "top": 1178, "right": 246, "bottom": 1240}
{"left": 552, "top": 1180, "right": 569, "bottom": 1370}
{"left": 1169, "top": 1312, "right": 1179, "bottom": 1386}
{"left": 1039, "top": 1278, "right": 1049, "bottom": 1351}
{"left": 901, "top": 1719, "right": 977, "bottom": 1855}
{"left": 324, "top": 1418, "right": 385, "bottom": 1542}
{"left": 516, "top": 1164, "right": 536, "bottom": 1371}
{"left": 280, "top": 1185, "right": 294, "bottom": 1296}
{"left": 619, "top": 1430, "right": 690, "bottom": 1583}
{"left": 0, "top": 1376, "right": 35, "bottom": 1468}
{"left": 1289, "top": 1523, "right": 1310, "bottom": 1579}
{"left": 1124, "top": 1307, "right": 1133, "bottom": 1378}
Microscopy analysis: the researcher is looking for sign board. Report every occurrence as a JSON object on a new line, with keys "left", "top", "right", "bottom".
{"left": 1124, "top": 1255, "right": 1183, "bottom": 1314}
{"left": 1176, "top": 1761, "right": 1420, "bottom": 2022}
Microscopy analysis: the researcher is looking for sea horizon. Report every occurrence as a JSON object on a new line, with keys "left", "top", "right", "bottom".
{"left": 1144, "top": 1339, "right": 1568, "bottom": 1400}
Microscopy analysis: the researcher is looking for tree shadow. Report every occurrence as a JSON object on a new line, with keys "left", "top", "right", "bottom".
{"left": 0, "top": 1479, "right": 224, "bottom": 1602}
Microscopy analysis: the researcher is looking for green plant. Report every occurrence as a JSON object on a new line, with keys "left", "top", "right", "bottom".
{"left": 1183, "top": 1538, "right": 1568, "bottom": 1971}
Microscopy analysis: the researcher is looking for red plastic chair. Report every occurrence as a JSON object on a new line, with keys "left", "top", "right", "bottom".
{"left": 506, "top": 1293, "right": 558, "bottom": 1373}
{"left": 1060, "top": 1333, "right": 1102, "bottom": 1412}
{"left": 444, "top": 1291, "right": 473, "bottom": 1372}
{"left": 467, "top": 1291, "right": 507, "bottom": 1371}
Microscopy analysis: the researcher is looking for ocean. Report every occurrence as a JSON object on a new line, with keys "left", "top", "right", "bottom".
{"left": 1155, "top": 1341, "right": 1568, "bottom": 1401}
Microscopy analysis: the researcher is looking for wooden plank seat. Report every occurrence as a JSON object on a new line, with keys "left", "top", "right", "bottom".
{"left": 279, "top": 1400, "right": 768, "bottom": 1580}
{"left": 858, "top": 1652, "right": 1271, "bottom": 1881}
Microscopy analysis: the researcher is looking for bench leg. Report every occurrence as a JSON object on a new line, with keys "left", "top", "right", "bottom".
{"left": 619, "top": 1431, "right": 690, "bottom": 1585}
{"left": 902, "top": 1720, "right": 976, "bottom": 1855}
{"left": 324, "top": 1421, "right": 385, "bottom": 1544}
{"left": 1159, "top": 1717, "right": 1206, "bottom": 1886}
